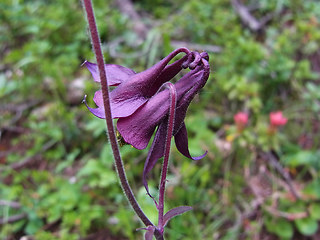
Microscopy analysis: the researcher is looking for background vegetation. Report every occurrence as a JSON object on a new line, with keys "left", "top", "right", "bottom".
{"left": 1, "top": 0, "right": 320, "bottom": 239}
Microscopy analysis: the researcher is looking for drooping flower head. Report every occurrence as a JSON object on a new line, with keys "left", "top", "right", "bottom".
{"left": 269, "top": 111, "right": 287, "bottom": 127}
{"left": 84, "top": 47, "right": 190, "bottom": 119}
{"left": 84, "top": 48, "right": 210, "bottom": 192}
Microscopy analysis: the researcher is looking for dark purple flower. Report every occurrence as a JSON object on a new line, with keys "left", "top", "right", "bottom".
{"left": 84, "top": 49, "right": 210, "bottom": 191}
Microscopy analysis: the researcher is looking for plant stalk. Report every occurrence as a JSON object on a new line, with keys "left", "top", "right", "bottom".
{"left": 82, "top": 1, "right": 164, "bottom": 239}
{"left": 157, "top": 82, "right": 177, "bottom": 233}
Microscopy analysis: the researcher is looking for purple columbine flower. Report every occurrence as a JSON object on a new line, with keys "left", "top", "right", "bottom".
{"left": 84, "top": 47, "right": 190, "bottom": 118}
{"left": 84, "top": 49, "right": 210, "bottom": 192}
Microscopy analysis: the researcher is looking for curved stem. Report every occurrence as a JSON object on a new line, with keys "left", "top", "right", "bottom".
{"left": 157, "top": 82, "right": 177, "bottom": 233}
{"left": 82, "top": 2, "right": 164, "bottom": 238}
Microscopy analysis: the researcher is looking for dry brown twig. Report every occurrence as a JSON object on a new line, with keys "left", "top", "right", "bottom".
{"left": 113, "top": 0, "right": 222, "bottom": 55}
{"left": 261, "top": 151, "right": 300, "bottom": 200}
{"left": 0, "top": 200, "right": 26, "bottom": 225}
{"left": 0, "top": 213, "right": 27, "bottom": 225}
{"left": 0, "top": 140, "right": 56, "bottom": 173}
{"left": 264, "top": 206, "right": 308, "bottom": 220}
{"left": 231, "top": 0, "right": 274, "bottom": 32}
{"left": 114, "top": 0, "right": 148, "bottom": 38}
{"left": 0, "top": 100, "right": 40, "bottom": 131}
{"left": 0, "top": 200, "right": 21, "bottom": 208}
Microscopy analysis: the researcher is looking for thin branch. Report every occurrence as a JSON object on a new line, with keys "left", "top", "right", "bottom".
{"left": 171, "top": 40, "right": 222, "bottom": 53}
{"left": 0, "top": 126, "right": 26, "bottom": 133}
{"left": 262, "top": 151, "right": 300, "bottom": 200}
{"left": 114, "top": 0, "right": 148, "bottom": 38}
{"left": 0, "top": 140, "right": 56, "bottom": 173}
{"left": 0, "top": 100, "right": 40, "bottom": 133}
{"left": 264, "top": 206, "right": 307, "bottom": 220}
{"left": 0, "top": 200, "right": 21, "bottom": 209}
{"left": 0, "top": 213, "right": 27, "bottom": 225}
{"left": 114, "top": 0, "right": 222, "bottom": 54}
{"left": 231, "top": 0, "right": 273, "bottom": 32}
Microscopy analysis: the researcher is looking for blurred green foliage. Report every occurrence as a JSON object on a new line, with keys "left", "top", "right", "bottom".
{"left": 1, "top": 0, "right": 320, "bottom": 239}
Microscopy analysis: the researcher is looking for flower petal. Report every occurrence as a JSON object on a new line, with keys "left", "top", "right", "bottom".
{"left": 109, "top": 49, "right": 189, "bottom": 118}
{"left": 174, "top": 122, "right": 207, "bottom": 160}
{"left": 173, "top": 61, "right": 210, "bottom": 129}
{"left": 117, "top": 90, "right": 170, "bottom": 149}
{"left": 109, "top": 57, "right": 187, "bottom": 119}
{"left": 145, "top": 55, "right": 188, "bottom": 97}
{"left": 93, "top": 90, "right": 103, "bottom": 107}
{"left": 110, "top": 95, "right": 148, "bottom": 119}
{"left": 84, "top": 61, "right": 135, "bottom": 86}
{"left": 143, "top": 121, "right": 167, "bottom": 196}
{"left": 116, "top": 66, "right": 198, "bottom": 146}
{"left": 174, "top": 66, "right": 206, "bottom": 99}
{"left": 82, "top": 95, "right": 106, "bottom": 119}
{"left": 130, "top": 48, "right": 189, "bottom": 96}
{"left": 116, "top": 66, "right": 207, "bottom": 149}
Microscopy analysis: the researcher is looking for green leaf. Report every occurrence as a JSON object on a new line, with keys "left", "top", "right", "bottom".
{"left": 100, "top": 145, "right": 114, "bottom": 168}
{"left": 309, "top": 203, "right": 320, "bottom": 220}
{"left": 163, "top": 206, "right": 193, "bottom": 227}
{"left": 275, "top": 219, "right": 293, "bottom": 239}
{"left": 77, "top": 159, "right": 101, "bottom": 176}
{"left": 303, "top": 180, "right": 320, "bottom": 199}
{"left": 283, "top": 151, "right": 317, "bottom": 167}
{"left": 25, "top": 218, "right": 44, "bottom": 235}
{"left": 295, "top": 217, "right": 318, "bottom": 236}
{"left": 266, "top": 217, "right": 293, "bottom": 239}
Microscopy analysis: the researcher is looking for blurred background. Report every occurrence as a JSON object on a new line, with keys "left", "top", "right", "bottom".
{"left": 1, "top": 0, "right": 320, "bottom": 239}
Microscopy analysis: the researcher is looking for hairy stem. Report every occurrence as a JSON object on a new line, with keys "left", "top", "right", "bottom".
{"left": 157, "top": 82, "right": 177, "bottom": 233}
{"left": 82, "top": 1, "right": 164, "bottom": 239}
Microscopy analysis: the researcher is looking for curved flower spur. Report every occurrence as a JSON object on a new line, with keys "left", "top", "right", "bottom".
{"left": 84, "top": 49, "right": 210, "bottom": 194}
